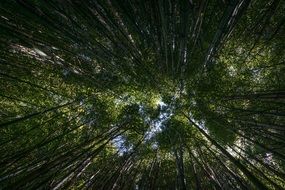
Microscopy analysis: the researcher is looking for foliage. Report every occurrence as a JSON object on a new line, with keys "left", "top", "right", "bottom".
{"left": 0, "top": 0, "right": 285, "bottom": 189}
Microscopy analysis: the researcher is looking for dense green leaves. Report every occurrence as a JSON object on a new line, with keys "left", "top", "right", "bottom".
{"left": 0, "top": 0, "right": 285, "bottom": 189}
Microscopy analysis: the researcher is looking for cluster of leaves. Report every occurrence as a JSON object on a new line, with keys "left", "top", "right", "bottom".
{"left": 0, "top": 0, "right": 284, "bottom": 189}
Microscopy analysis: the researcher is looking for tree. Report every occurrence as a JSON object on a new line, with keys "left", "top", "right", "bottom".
{"left": 0, "top": 0, "right": 284, "bottom": 189}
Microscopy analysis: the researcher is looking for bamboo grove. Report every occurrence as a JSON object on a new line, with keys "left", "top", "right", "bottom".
{"left": 0, "top": 0, "right": 284, "bottom": 189}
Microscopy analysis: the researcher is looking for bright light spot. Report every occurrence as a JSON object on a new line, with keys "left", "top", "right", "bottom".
{"left": 112, "top": 135, "right": 133, "bottom": 156}
{"left": 34, "top": 48, "right": 47, "bottom": 57}
{"left": 156, "top": 99, "right": 167, "bottom": 107}
{"left": 1, "top": 16, "right": 9, "bottom": 21}
{"left": 144, "top": 99, "right": 171, "bottom": 140}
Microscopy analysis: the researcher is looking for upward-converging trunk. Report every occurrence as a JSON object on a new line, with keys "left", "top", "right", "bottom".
{"left": 174, "top": 146, "right": 187, "bottom": 190}
{"left": 185, "top": 115, "right": 268, "bottom": 190}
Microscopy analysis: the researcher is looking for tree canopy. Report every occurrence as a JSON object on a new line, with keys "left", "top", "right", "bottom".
{"left": 0, "top": 0, "right": 285, "bottom": 189}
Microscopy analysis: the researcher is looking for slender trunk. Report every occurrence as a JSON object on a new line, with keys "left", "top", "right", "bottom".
{"left": 174, "top": 146, "right": 187, "bottom": 190}
{"left": 184, "top": 114, "right": 268, "bottom": 190}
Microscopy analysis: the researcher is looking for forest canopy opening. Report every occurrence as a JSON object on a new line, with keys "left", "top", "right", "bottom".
{"left": 0, "top": 0, "right": 284, "bottom": 189}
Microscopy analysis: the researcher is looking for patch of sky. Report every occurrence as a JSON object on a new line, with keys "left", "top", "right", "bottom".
{"left": 112, "top": 98, "right": 171, "bottom": 155}
{"left": 144, "top": 99, "right": 172, "bottom": 141}
{"left": 112, "top": 135, "right": 133, "bottom": 156}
